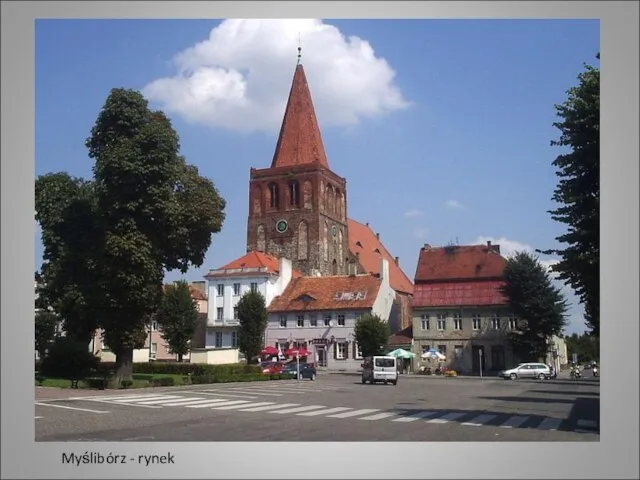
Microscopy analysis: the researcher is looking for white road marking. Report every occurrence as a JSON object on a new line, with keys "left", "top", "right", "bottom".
{"left": 537, "top": 417, "right": 562, "bottom": 430}
{"left": 35, "top": 402, "right": 109, "bottom": 414}
{"left": 211, "top": 402, "right": 275, "bottom": 410}
{"left": 427, "top": 412, "right": 466, "bottom": 424}
{"left": 118, "top": 396, "right": 184, "bottom": 404}
{"left": 327, "top": 408, "right": 380, "bottom": 419}
{"left": 76, "top": 398, "right": 162, "bottom": 409}
{"left": 392, "top": 411, "right": 438, "bottom": 423}
{"left": 185, "top": 399, "right": 243, "bottom": 408}
{"left": 499, "top": 416, "right": 530, "bottom": 428}
{"left": 238, "top": 403, "right": 301, "bottom": 412}
{"left": 35, "top": 416, "right": 44, "bottom": 419}
{"left": 297, "top": 407, "right": 352, "bottom": 417}
{"left": 69, "top": 393, "right": 156, "bottom": 401}
{"left": 211, "top": 389, "right": 284, "bottom": 396}
{"left": 162, "top": 398, "right": 230, "bottom": 407}
{"left": 462, "top": 414, "right": 497, "bottom": 427}
{"left": 270, "top": 405, "right": 327, "bottom": 414}
{"left": 150, "top": 397, "right": 205, "bottom": 406}
{"left": 192, "top": 391, "right": 258, "bottom": 399}
{"left": 359, "top": 412, "right": 399, "bottom": 421}
{"left": 133, "top": 396, "right": 196, "bottom": 405}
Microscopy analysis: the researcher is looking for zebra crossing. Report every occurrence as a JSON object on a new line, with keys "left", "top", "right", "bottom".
{"left": 64, "top": 391, "right": 599, "bottom": 434}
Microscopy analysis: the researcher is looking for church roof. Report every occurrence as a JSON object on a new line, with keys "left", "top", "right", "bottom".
{"left": 270, "top": 64, "right": 329, "bottom": 169}
{"left": 347, "top": 219, "right": 414, "bottom": 295}
{"left": 414, "top": 243, "right": 506, "bottom": 282}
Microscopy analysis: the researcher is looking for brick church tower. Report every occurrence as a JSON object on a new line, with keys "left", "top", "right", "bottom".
{"left": 246, "top": 60, "right": 351, "bottom": 276}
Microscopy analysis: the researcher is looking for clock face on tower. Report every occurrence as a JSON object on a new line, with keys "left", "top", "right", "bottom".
{"left": 331, "top": 225, "right": 337, "bottom": 238}
{"left": 275, "top": 219, "right": 289, "bottom": 233}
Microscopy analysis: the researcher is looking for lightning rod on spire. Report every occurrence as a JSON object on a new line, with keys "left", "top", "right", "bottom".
{"left": 297, "top": 33, "right": 302, "bottom": 64}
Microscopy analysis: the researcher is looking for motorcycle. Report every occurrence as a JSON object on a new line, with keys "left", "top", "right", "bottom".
{"left": 592, "top": 367, "right": 599, "bottom": 377}
{"left": 570, "top": 368, "right": 582, "bottom": 380}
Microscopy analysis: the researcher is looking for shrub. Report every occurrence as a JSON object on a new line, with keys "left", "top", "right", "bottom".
{"left": 189, "top": 373, "right": 289, "bottom": 384}
{"left": 40, "top": 337, "right": 98, "bottom": 379}
{"left": 85, "top": 378, "right": 107, "bottom": 390}
{"left": 149, "top": 377, "right": 175, "bottom": 387}
{"left": 35, "top": 374, "right": 45, "bottom": 386}
{"left": 120, "top": 380, "right": 134, "bottom": 389}
{"left": 131, "top": 362, "right": 262, "bottom": 376}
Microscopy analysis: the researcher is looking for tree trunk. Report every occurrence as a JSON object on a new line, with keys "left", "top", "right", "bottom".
{"left": 177, "top": 353, "right": 183, "bottom": 363}
{"left": 112, "top": 347, "right": 134, "bottom": 388}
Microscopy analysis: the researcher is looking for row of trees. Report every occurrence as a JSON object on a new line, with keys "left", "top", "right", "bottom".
{"left": 35, "top": 88, "right": 227, "bottom": 384}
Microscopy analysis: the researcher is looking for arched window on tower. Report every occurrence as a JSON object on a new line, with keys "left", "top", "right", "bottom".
{"left": 332, "top": 259, "right": 338, "bottom": 275}
{"left": 268, "top": 183, "right": 280, "bottom": 209}
{"left": 289, "top": 181, "right": 300, "bottom": 208}
{"left": 323, "top": 222, "right": 329, "bottom": 262}
{"left": 252, "top": 187, "right": 262, "bottom": 215}
{"left": 338, "top": 229, "right": 344, "bottom": 266}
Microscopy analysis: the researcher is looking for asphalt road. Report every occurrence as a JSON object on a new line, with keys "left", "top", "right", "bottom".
{"left": 35, "top": 373, "right": 600, "bottom": 442}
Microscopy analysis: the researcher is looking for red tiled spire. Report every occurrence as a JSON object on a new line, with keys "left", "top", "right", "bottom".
{"left": 270, "top": 64, "right": 329, "bottom": 169}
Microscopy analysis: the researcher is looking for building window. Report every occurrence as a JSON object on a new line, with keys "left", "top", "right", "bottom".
{"left": 438, "top": 345, "right": 447, "bottom": 356}
{"left": 250, "top": 282, "right": 258, "bottom": 293}
{"left": 355, "top": 343, "right": 363, "bottom": 359}
{"left": 233, "top": 307, "right": 239, "bottom": 320}
{"left": 491, "top": 314, "right": 501, "bottom": 330}
{"left": 436, "top": 314, "right": 446, "bottom": 331}
{"left": 150, "top": 342, "right": 158, "bottom": 354}
{"left": 422, "top": 345, "right": 431, "bottom": 355}
{"left": 215, "top": 332, "right": 223, "bottom": 348}
{"left": 336, "top": 342, "right": 347, "bottom": 360}
{"left": 310, "top": 315, "right": 318, "bottom": 327}
{"left": 472, "top": 314, "right": 481, "bottom": 330}
{"left": 509, "top": 317, "right": 518, "bottom": 329}
{"left": 420, "top": 314, "right": 430, "bottom": 330}
{"left": 453, "top": 313, "right": 462, "bottom": 330}
{"left": 233, "top": 283, "right": 241, "bottom": 296}
{"left": 231, "top": 331, "right": 238, "bottom": 348}
{"left": 216, "top": 308, "right": 223, "bottom": 321}
{"left": 297, "top": 315, "right": 304, "bottom": 327}
{"left": 151, "top": 320, "right": 158, "bottom": 332}
{"left": 279, "top": 316, "right": 287, "bottom": 328}
{"left": 454, "top": 345, "right": 464, "bottom": 357}
{"left": 217, "top": 284, "right": 224, "bottom": 296}
{"left": 324, "top": 314, "right": 331, "bottom": 327}
{"left": 268, "top": 183, "right": 280, "bottom": 209}
{"left": 289, "top": 181, "right": 300, "bottom": 207}
{"left": 337, "top": 314, "right": 346, "bottom": 326}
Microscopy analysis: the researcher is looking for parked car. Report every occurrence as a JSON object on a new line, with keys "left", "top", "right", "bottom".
{"left": 260, "top": 361, "right": 285, "bottom": 375}
{"left": 498, "top": 363, "right": 552, "bottom": 380}
{"left": 361, "top": 356, "right": 398, "bottom": 385}
{"left": 281, "top": 362, "right": 317, "bottom": 380}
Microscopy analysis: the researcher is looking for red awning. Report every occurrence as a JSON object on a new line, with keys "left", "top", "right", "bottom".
{"left": 260, "top": 346, "right": 278, "bottom": 356}
{"left": 284, "top": 348, "right": 309, "bottom": 358}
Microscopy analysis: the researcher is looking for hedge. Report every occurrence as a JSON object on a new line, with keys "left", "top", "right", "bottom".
{"left": 96, "top": 361, "right": 262, "bottom": 376}
{"left": 190, "top": 373, "right": 290, "bottom": 384}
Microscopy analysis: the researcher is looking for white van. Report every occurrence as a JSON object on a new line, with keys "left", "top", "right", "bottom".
{"left": 361, "top": 356, "right": 398, "bottom": 385}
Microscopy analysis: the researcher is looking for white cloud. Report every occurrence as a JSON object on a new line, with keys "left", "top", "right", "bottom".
{"left": 414, "top": 228, "right": 429, "bottom": 239}
{"left": 404, "top": 209, "right": 423, "bottom": 218}
{"left": 142, "top": 19, "right": 410, "bottom": 133}
{"left": 445, "top": 199, "right": 464, "bottom": 210}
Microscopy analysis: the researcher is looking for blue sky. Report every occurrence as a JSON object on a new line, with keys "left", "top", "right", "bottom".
{"left": 35, "top": 19, "right": 599, "bottom": 334}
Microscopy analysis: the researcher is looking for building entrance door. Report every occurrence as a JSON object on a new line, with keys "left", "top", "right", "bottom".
{"left": 317, "top": 347, "right": 327, "bottom": 367}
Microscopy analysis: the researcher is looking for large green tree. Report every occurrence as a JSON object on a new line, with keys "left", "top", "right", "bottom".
{"left": 538, "top": 54, "right": 600, "bottom": 336}
{"left": 565, "top": 332, "right": 599, "bottom": 364}
{"left": 155, "top": 281, "right": 199, "bottom": 362}
{"left": 35, "top": 88, "right": 226, "bottom": 384}
{"left": 35, "top": 311, "right": 59, "bottom": 360}
{"left": 502, "top": 252, "right": 569, "bottom": 361}
{"left": 354, "top": 314, "right": 390, "bottom": 358}
{"left": 236, "top": 290, "right": 268, "bottom": 362}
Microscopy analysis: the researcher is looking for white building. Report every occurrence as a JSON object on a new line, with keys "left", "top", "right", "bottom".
{"left": 196, "top": 251, "right": 298, "bottom": 364}
{"left": 266, "top": 258, "right": 395, "bottom": 372}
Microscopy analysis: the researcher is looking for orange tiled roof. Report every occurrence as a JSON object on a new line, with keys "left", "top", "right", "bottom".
{"left": 387, "top": 325, "right": 413, "bottom": 346}
{"left": 347, "top": 219, "right": 414, "bottom": 295}
{"left": 207, "top": 251, "right": 302, "bottom": 278}
{"left": 268, "top": 274, "right": 382, "bottom": 313}
{"left": 414, "top": 244, "right": 506, "bottom": 282}
{"left": 270, "top": 64, "right": 329, "bottom": 169}
{"left": 162, "top": 283, "right": 207, "bottom": 300}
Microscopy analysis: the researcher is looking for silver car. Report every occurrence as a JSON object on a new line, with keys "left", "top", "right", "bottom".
{"left": 498, "top": 363, "right": 552, "bottom": 380}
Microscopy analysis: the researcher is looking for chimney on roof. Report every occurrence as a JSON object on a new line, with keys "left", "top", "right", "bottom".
{"left": 278, "top": 257, "right": 293, "bottom": 292}
{"left": 423, "top": 243, "right": 431, "bottom": 250}
{"left": 487, "top": 240, "right": 492, "bottom": 247}
{"left": 394, "top": 256, "right": 399, "bottom": 266}
{"left": 376, "top": 233, "right": 380, "bottom": 240}
{"left": 365, "top": 222, "right": 369, "bottom": 227}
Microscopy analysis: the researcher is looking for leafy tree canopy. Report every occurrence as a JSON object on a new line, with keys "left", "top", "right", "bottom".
{"left": 155, "top": 281, "right": 200, "bottom": 362}
{"left": 354, "top": 314, "right": 390, "bottom": 358}
{"left": 236, "top": 290, "right": 268, "bottom": 362}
